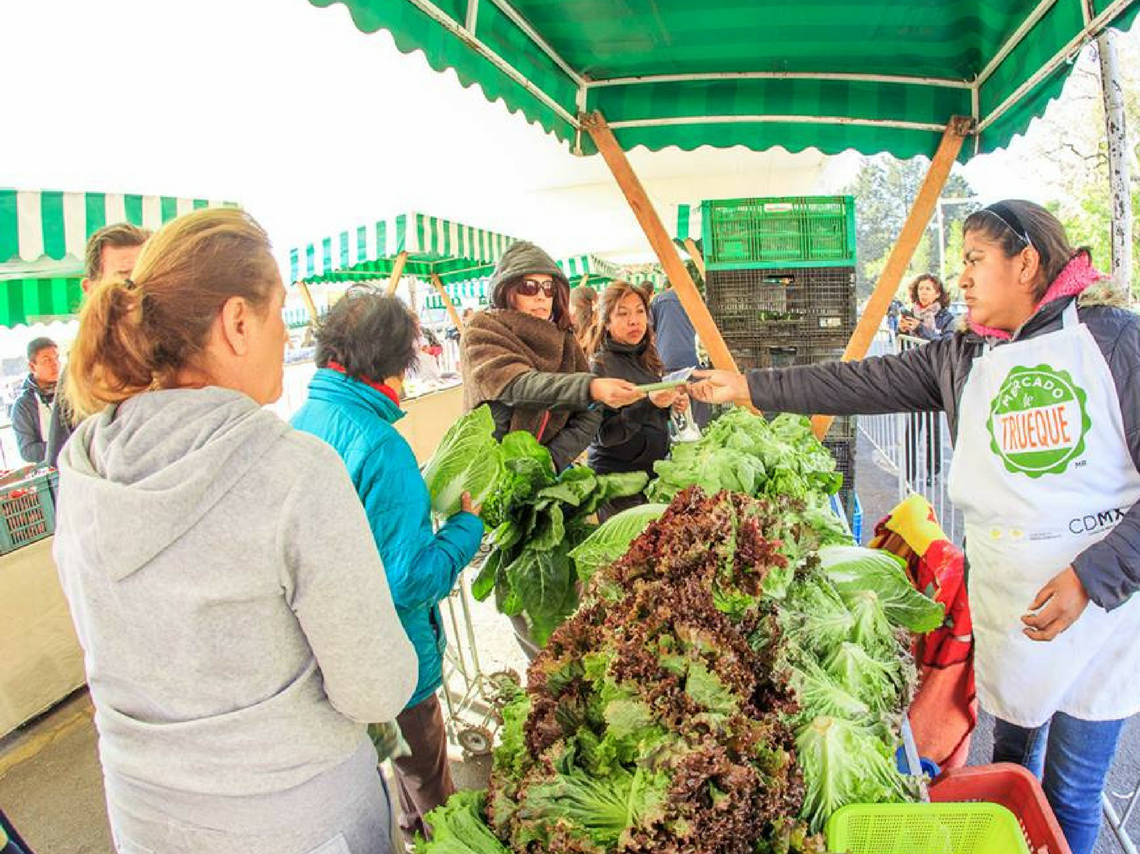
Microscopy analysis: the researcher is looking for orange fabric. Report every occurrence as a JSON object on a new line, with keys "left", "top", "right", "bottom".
{"left": 870, "top": 495, "right": 976, "bottom": 769}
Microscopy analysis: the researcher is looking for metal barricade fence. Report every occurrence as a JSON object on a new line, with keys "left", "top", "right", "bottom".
{"left": 857, "top": 331, "right": 964, "bottom": 546}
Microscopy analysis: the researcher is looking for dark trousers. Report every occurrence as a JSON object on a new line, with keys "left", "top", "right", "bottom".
{"left": 393, "top": 694, "right": 454, "bottom": 841}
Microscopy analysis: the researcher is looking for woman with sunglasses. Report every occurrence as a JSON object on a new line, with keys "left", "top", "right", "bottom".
{"left": 689, "top": 200, "right": 1140, "bottom": 854}
{"left": 462, "top": 241, "right": 644, "bottom": 472}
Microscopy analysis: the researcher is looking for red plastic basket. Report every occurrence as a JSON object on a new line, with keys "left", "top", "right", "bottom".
{"left": 930, "top": 763, "right": 1071, "bottom": 854}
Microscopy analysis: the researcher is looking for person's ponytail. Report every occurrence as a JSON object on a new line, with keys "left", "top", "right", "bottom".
{"left": 66, "top": 278, "right": 156, "bottom": 417}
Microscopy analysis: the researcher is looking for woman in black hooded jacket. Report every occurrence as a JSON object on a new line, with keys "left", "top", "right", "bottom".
{"left": 586, "top": 280, "right": 688, "bottom": 519}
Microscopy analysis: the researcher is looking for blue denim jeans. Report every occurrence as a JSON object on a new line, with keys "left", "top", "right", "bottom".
{"left": 993, "top": 712, "right": 1125, "bottom": 854}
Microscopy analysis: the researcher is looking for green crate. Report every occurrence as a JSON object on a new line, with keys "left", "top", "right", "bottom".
{"left": 702, "top": 195, "right": 856, "bottom": 270}
{"left": 0, "top": 470, "right": 57, "bottom": 555}
{"left": 826, "top": 802, "right": 1031, "bottom": 854}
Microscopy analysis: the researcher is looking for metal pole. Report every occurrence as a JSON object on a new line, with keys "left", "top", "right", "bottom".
{"left": 1096, "top": 29, "right": 1133, "bottom": 295}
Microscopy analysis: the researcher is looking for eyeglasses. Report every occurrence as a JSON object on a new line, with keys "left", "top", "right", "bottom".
{"left": 981, "top": 203, "right": 1033, "bottom": 250}
{"left": 515, "top": 278, "right": 557, "bottom": 297}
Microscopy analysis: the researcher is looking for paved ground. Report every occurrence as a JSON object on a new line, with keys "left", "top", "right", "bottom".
{"left": 3, "top": 440, "right": 1137, "bottom": 853}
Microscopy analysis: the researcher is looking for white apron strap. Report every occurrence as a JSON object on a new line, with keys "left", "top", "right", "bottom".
{"left": 1062, "top": 300, "right": 1080, "bottom": 329}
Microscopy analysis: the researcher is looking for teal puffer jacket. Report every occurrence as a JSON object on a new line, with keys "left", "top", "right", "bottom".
{"left": 291, "top": 369, "right": 484, "bottom": 709}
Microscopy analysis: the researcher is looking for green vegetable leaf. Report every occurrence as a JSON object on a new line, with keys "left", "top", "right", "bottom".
{"left": 569, "top": 503, "right": 666, "bottom": 584}
{"left": 422, "top": 405, "right": 502, "bottom": 518}
{"left": 796, "top": 715, "right": 912, "bottom": 832}
{"left": 819, "top": 546, "right": 945, "bottom": 633}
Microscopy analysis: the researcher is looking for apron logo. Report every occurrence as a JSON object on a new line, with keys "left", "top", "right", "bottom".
{"left": 988, "top": 364, "right": 1091, "bottom": 477}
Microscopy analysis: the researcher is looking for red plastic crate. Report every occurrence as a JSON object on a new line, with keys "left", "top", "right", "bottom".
{"left": 930, "top": 763, "right": 1071, "bottom": 854}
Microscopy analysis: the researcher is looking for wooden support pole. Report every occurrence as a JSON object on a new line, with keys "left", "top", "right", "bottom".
{"left": 581, "top": 111, "right": 753, "bottom": 409}
{"left": 296, "top": 280, "right": 319, "bottom": 324}
{"left": 430, "top": 273, "right": 465, "bottom": 332}
{"left": 386, "top": 251, "right": 409, "bottom": 296}
{"left": 577, "top": 274, "right": 591, "bottom": 290}
{"left": 811, "top": 116, "right": 974, "bottom": 440}
{"left": 683, "top": 238, "right": 706, "bottom": 279}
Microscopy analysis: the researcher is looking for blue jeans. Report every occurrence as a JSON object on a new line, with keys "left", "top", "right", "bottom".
{"left": 993, "top": 712, "right": 1125, "bottom": 854}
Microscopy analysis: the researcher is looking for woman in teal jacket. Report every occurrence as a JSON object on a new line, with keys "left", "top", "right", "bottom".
{"left": 291, "top": 290, "right": 484, "bottom": 842}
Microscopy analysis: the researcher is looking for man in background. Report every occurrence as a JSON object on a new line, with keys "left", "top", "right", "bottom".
{"left": 12, "top": 337, "right": 60, "bottom": 463}
{"left": 650, "top": 280, "right": 709, "bottom": 427}
{"left": 44, "top": 223, "right": 149, "bottom": 467}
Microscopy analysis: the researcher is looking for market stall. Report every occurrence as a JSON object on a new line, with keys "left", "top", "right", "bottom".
{"left": 308, "top": 0, "right": 1140, "bottom": 435}
{"left": 305, "top": 1, "right": 1140, "bottom": 849}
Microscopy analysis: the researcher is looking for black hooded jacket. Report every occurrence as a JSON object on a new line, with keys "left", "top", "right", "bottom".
{"left": 587, "top": 336, "right": 670, "bottom": 477}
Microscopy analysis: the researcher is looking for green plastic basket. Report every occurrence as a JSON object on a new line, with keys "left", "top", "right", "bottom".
{"left": 826, "top": 802, "right": 1032, "bottom": 854}
{"left": 701, "top": 195, "right": 856, "bottom": 270}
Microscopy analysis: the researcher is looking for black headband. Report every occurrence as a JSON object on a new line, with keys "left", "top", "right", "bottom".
{"left": 980, "top": 202, "right": 1033, "bottom": 249}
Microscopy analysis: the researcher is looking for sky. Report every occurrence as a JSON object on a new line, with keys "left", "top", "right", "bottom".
{"left": 0, "top": 0, "right": 1132, "bottom": 273}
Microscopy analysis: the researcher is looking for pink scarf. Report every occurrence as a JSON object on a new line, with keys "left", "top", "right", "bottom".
{"left": 969, "top": 252, "right": 1105, "bottom": 341}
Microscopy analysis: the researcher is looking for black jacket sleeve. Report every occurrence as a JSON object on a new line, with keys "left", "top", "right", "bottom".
{"left": 11, "top": 391, "right": 46, "bottom": 463}
{"left": 1072, "top": 312, "right": 1140, "bottom": 610}
{"left": 745, "top": 342, "right": 948, "bottom": 416}
{"left": 499, "top": 371, "right": 594, "bottom": 411}
{"left": 546, "top": 408, "right": 603, "bottom": 471}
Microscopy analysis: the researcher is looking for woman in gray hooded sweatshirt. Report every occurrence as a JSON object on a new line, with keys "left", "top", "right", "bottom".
{"left": 53, "top": 208, "right": 417, "bottom": 854}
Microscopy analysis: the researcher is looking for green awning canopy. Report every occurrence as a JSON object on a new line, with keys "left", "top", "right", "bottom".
{"left": 290, "top": 211, "right": 518, "bottom": 285}
{"left": 308, "top": 0, "right": 1139, "bottom": 160}
{"left": 0, "top": 189, "right": 234, "bottom": 328}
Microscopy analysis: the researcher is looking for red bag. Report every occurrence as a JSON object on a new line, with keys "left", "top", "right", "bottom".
{"left": 870, "top": 495, "right": 976, "bottom": 769}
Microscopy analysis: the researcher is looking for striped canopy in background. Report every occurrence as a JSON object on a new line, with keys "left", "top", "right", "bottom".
{"left": 0, "top": 189, "right": 235, "bottom": 328}
{"left": 289, "top": 211, "right": 518, "bottom": 286}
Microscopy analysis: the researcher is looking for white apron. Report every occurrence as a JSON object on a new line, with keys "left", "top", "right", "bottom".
{"left": 947, "top": 302, "right": 1140, "bottom": 727}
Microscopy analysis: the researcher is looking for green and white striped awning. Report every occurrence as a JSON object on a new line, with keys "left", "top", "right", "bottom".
{"left": 290, "top": 211, "right": 518, "bottom": 286}
{"left": 0, "top": 189, "right": 235, "bottom": 328}
{"left": 558, "top": 254, "right": 623, "bottom": 287}
{"left": 310, "top": 0, "right": 1139, "bottom": 161}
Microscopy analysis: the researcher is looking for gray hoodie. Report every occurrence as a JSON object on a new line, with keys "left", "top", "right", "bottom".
{"left": 53, "top": 387, "right": 417, "bottom": 797}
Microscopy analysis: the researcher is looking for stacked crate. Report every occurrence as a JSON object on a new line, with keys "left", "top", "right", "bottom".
{"left": 702, "top": 196, "right": 858, "bottom": 515}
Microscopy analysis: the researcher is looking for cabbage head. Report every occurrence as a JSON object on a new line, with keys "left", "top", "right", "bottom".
{"left": 423, "top": 404, "right": 502, "bottom": 517}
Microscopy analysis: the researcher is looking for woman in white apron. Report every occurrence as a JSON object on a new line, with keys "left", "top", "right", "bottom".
{"left": 690, "top": 200, "right": 1140, "bottom": 854}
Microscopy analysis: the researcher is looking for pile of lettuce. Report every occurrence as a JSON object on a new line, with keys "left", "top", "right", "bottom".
{"left": 424, "top": 406, "right": 646, "bottom": 646}
{"left": 646, "top": 410, "right": 843, "bottom": 505}
{"left": 469, "top": 431, "right": 647, "bottom": 647}
{"left": 420, "top": 487, "right": 943, "bottom": 853}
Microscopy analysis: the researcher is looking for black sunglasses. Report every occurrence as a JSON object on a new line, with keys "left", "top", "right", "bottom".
{"left": 515, "top": 278, "right": 557, "bottom": 297}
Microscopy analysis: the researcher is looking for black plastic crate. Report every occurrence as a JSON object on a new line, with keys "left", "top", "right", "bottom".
{"left": 706, "top": 266, "right": 856, "bottom": 340}
{"left": 824, "top": 435, "right": 856, "bottom": 497}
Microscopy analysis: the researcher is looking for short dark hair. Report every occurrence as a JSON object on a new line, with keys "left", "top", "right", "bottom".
{"left": 907, "top": 274, "right": 950, "bottom": 309}
{"left": 315, "top": 290, "right": 420, "bottom": 381}
{"left": 27, "top": 337, "right": 57, "bottom": 361}
{"left": 84, "top": 223, "right": 151, "bottom": 280}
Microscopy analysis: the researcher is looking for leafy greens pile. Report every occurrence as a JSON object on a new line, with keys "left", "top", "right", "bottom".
{"left": 468, "top": 430, "right": 647, "bottom": 647}
{"left": 646, "top": 410, "right": 843, "bottom": 504}
{"left": 421, "top": 486, "right": 940, "bottom": 853}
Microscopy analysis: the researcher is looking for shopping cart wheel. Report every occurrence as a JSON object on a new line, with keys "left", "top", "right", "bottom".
{"left": 457, "top": 725, "right": 494, "bottom": 757}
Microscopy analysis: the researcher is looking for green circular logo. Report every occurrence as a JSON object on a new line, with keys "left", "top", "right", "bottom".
{"left": 987, "top": 364, "right": 1091, "bottom": 478}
